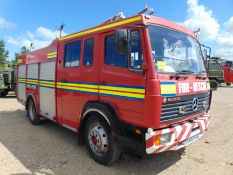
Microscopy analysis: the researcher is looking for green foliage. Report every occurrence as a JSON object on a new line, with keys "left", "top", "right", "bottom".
{"left": 0, "top": 41, "right": 30, "bottom": 70}
{"left": 20, "top": 46, "right": 29, "bottom": 54}
{"left": 8, "top": 59, "right": 17, "bottom": 69}
{"left": 15, "top": 46, "right": 29, "bottom": 58}
{"left": 20, "top": 46, "right": 30, "bottom": 54}
{"left": 13, "top": 46, "right": 30, "bottom": 68}
{"left": 0, "top": 40, "right": 9, "bottom": 71}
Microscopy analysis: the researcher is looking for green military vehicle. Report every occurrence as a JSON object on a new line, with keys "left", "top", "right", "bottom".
{"left": 202, "top": 45, "right": 225, "bottom": 90}
{"left": 0, "top": 71, "right": 8, "bottom": 97}
{"left": 207, "top": 57, "right": 226, "bottom": 90}
{"left": 0, "top": 70, "right": 16, "bottom": 97}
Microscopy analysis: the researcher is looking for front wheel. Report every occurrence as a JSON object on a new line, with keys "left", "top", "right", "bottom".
{"left": 210, "top": 80, "right": 218, "bottom": 90}
{"left": 84, "top": 115, "right": 122, "bottom": 165}
{"left": 27, "top": 98, "right": 41, "bottom": 125}
{"left": 226, "top": 83, "right": 231, "bottom": 86}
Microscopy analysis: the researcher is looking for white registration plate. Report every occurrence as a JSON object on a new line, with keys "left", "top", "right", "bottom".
{"left": 182, "top": 134, "right": 200, "bottom": 145}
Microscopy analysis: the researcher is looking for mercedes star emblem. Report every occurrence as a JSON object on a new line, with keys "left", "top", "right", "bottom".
{"left": 192, "top": 98, "right": 198, "bottom": 111}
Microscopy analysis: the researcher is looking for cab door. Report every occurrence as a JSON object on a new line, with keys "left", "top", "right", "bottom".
{"left": 57, "top": 38, "right": 82, "bottom": 129}
{"left": 79, "top": 36, "right": 100, "bottom": 110}
{"left": 99, "top": 29, "right": 147, "bottom": 125}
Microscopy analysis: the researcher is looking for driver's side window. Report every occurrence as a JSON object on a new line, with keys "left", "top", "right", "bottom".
{"left": 104, "top": 30, "right": 143, "bottom": 69}
{"left": 228, "top": 68, "right": 233, "bottom": 74}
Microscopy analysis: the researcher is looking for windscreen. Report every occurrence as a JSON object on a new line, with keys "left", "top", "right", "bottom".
{"left": 148, "top": 25, "right": 206, "bottom": 74}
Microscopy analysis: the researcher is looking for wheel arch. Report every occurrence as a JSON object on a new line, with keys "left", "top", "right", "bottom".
{"left": 26, "top": 94, "right": 37, "bottom": 113}
{"left": 78, "top": 101, "right": 122, "bottom": 145}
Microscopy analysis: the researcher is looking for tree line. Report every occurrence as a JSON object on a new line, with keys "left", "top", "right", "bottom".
{"left": 0, "top": 39, "right": 29, "bottom": 71}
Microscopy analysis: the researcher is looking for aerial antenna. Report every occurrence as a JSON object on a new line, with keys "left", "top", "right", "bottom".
{"left": 30, "top": 42, "right": 34, "bottom": 52}
{"left": 56, "top": 23, "right": 65, "bottom": 38}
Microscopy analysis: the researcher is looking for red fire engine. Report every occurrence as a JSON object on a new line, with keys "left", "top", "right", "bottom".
{"left": 223, "top": 61, "right": 233, "bottom": 86}
{"left": 16, "top": 8, "right": 211, "bottom": 165}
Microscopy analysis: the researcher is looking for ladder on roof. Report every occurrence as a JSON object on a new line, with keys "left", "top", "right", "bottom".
{"left": 138, "top": 5, "right": 154, "bottom": 15}
{"left": 102, "top": 5, "right": 154, "bottom": 24}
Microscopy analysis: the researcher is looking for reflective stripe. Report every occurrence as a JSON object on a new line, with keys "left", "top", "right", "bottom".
{"left": 160, "top": 82, "right": 176, "bottom": 96}
{"left": 59, "top": 16, "right": 142, "bottom": 41}
{"left": 17, "top": 78, "right": 145, "bottom": 101}
{"left": 48, "top": 52, "right": 57, "bottom": 56}
{"left": 39, "top": 81, "right": 55, "bottom": 85}
{"left": 99, "top": 89, "right": 144, "bottom": 99}
{"left": 99, "top": 85, "right": 145, "bottom": 94}
{"left": 18, "top": 77, "right": 26, "bottom": 83}
{"left": 17, "top": 59, "right": 23, "bottom": 64}
{"left": 47, "top": 52, "right": 57, "bottom": 60}
{"left": 145, "top": 114, "right": 211, "bottom": 154}
{"left": 39, "top": 80, "right": 55, "bottom": 88}
{"left": 27, "top": 79, "right": 39, "bottom": 84}
{"left": 40, "top": 83, "right": 55, "bottom": 88}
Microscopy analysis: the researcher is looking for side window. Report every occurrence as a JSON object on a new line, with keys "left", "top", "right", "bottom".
{"left": 229, "top": 68, "right": 233, "bottom": 74}
{"left": 129, "top": 30, "right": 143, "bottom": 69}
{"left": 104, "top": 30, "right": 143, "bottom": 69}
{"left": 83, "top": 38, "right": 94, "bottom": 66}
{"left": 64, "top": 40, "right": 81, "bottom": 67}
{"left": 105, "top": 35, "right": 127, "bottom": 67}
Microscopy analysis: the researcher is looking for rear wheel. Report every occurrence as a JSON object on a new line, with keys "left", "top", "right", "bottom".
{"left": 0, "top": 90, "right": 8, "bottom": 97}
{"left": 84, "top": 115, "right": 122, "bottom": 165}
{"left": 27, "top": 98, "right": 41, "bottom": 125}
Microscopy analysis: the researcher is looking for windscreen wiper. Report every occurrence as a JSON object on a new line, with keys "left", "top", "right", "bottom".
{"left": 170, "top": 70, "right": 194, "bottom": 80}
{"left": 176, "top": 70, "right": 195, "bottom": 75}
{"left": 196, "top": 71, "right": 207, "bottom": 80}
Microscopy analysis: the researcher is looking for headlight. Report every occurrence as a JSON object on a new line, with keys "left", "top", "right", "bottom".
{"left": 154, "top": 133, "right": 172, "bottom": 145}
{"left": 160, "top": 133, "right": 172, "bottom": 144}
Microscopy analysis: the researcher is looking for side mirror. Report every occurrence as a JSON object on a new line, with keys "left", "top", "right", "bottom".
{"left": 115, "top": 29, "right": 130, "bottom": 54}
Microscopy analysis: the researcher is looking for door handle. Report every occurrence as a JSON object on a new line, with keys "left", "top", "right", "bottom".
{"left": 61, "top": 79, "right": 68, "bottom": 82}
{"left": 100, "top": 81, "right": 107, "bottom": 85}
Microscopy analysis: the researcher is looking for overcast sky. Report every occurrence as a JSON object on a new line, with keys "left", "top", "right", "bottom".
{"left": 0, "top": 0, "right": 232, "bottom": 60}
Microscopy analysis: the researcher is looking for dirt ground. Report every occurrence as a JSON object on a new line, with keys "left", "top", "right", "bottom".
{"left": 0, "top": 87, "right": 233, "bottom": 175}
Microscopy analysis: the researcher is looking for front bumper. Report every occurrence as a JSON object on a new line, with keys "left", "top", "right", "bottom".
{"left": 145, "top": 113, "right": 210, "bottom": 154}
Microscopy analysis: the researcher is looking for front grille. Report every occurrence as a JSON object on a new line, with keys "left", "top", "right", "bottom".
{"left": 161, "top": 94, "right": 209, "bottom": 123}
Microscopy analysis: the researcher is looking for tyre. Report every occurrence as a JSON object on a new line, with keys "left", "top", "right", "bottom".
{"left": 226, "top": 83, "right": 231, "bottom": 86}
{"left": 84, "top": 115, "right": 122, "bottom": 165}
{"left": 0, "top": 90, "right": 8, "bottom": 97}
{"left": 210, "top": 80, "right": 218, "bottom": 90}
{"left": 27, "top": 98, "right": 41, "bottom": 125}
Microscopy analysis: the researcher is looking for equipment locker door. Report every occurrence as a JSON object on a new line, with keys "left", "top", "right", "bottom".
{"left": 99, "top": 29, "right": 147, "bottom": 124}
{"left": 57, "top": 39, "right": 82, "bottom": 130}
{"left": 17, "top": 65, "right": 26, "bottom": 103}
{"left": 39, "top": 62, "right": 56, "bottom": 120}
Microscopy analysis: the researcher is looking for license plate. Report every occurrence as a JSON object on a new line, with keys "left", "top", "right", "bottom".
{"left": 182, "top": 134, "right": 200, "bottom": 145}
